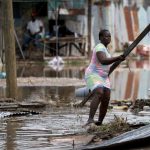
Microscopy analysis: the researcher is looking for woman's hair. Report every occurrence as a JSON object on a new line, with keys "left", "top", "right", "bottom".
{"left": 99, "top": 29, "right": 109, "bottom": 40}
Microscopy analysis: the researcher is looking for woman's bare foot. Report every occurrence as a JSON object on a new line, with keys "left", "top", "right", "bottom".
{"left": 94, "top": 121, "right": 102, "bottom": 126}
{"left": 83, "top": 119, "right": 95, "bottom": 127}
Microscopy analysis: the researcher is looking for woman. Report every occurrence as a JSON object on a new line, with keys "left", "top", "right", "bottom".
{"left": 85, "top": 29, "right": 124, "bottom": 125}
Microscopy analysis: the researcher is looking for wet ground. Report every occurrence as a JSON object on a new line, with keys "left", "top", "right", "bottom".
{"left": 0, "top": 58, "right": 150, "bottom": 150}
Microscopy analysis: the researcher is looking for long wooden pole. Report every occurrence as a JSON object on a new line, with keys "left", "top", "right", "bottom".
{"left": 109, "top": 24, "right": 150, "bottom": 75}
{"left": 3, "top": 0, "right": 17, "bottom": 99}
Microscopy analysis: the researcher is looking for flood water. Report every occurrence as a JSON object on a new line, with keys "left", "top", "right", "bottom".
{"left": 16, "top": 59, "right": 150, "bottom": 100}
{"left": 0, "top": 59, "right": 150, "bottom": 150}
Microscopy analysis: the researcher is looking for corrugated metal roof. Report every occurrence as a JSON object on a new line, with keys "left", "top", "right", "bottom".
{"left": 13, "top": 0, "right": 47, "bottom": 2}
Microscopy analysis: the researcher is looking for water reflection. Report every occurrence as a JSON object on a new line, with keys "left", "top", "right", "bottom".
{"left": 17, "top": 86, "right": 75, "bottom": 104}
{"left": 110, "top": 69, "right": 150, "bottom": 100}
{"left": 10, "top": 59, "right": 150, "bottom": 100}
{"left": 111, "top": 59, "right": 150, "bottom": 100}
{"left": 17, "top": 63, "right": 85, "bottom": 79}
{"left": 17, "top": 60, "right": 150, "bottom": 78}
{"left": 5, "top": 120, "right": 18, "bottom": 150}
{"left": 0, "top": 85, "right": 77, "bottom": 104}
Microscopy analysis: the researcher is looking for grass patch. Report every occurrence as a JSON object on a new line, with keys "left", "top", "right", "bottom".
{"left": 87, "top": 115, "right": 131, "bottom": 140}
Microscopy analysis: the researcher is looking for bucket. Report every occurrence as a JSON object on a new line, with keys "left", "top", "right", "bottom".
{"left": 75, "top": 86, "right": 90, "bottom": 97}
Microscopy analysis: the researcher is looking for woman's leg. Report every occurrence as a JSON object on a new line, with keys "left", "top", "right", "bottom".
{"left": 97, "top": 88, "right": 110, "bottom": 125}
{"left": 87, "top": 87, "right": 104, "bottom": 124}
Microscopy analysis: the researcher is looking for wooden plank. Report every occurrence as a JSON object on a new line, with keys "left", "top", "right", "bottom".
{"left": 42, "top": 37, "right": 86, "bottom": 43}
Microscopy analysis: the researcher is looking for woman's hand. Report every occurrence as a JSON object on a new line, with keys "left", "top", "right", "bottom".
{"left": 118, "top": 54, "right": 125, "bottom": 61}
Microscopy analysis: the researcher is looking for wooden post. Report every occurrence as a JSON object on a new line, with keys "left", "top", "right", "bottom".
{"left": 3, "top": 0, "right": 17, "bottom": 99}
{"left": 0, "top": 2, "right": 2, "bottom": 56}
{"left": 87, "top": 0, "right": 92, "bottom": 57}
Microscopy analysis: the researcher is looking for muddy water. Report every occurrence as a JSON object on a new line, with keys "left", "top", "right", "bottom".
{"left": 0, "top": 86, "right": 88, "bottom": 150}
{"left": 0, "top": 108, "right": 88, "bottom": 150}
{"left": 0, "top": 59, "right": 150, "bottom": 150}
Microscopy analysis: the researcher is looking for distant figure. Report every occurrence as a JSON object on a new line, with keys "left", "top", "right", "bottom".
{"left": 22, "top": 12, "right": 45, "bottom": 51}
{"left": 48, "top": 19, "right": 74, "bottom": 56}
{"left": 84, "top": 29, "right": 125, "bottom": 126}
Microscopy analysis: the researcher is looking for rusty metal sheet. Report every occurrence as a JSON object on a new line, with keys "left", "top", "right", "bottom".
{"left": 131, "top": 7, "right": 139, "bottom": 39}
{"left": 124, "top": 6, "right": 134, "bottom": 41}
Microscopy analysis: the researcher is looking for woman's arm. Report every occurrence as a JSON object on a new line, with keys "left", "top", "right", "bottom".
{"left": 96, "top": 51, "right": 125, "bottom": 65}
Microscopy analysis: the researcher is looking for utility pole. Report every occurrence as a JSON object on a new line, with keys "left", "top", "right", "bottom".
{"left": 3, "top": 0, "right": 17, "bottom": 99}
{"left": 87, "top": 0, "right": 92, "bottom": 57}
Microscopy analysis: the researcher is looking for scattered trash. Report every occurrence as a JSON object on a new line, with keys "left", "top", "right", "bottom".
{"left": 48, "top": 56, "right": 64, "bottom": 65}
{"left": 138, "top": 111, "right": 150, "bottom": 116}
{"left": 83, "top": 124, "right": 150, "bottom": 150}
{"left": 136, "top": 44, "right": 150, "bottom": 57}
{"left": 0, "top": 72, "right": 6, "bottom": 79}
{"left": 143, "top": 106, "right": 150, "bottom": 111}
{"left": 49, "top": 63, "right": 64, "bottom": 71}
{"left": 47, "top": 56, "right": 64, "bottom": 71}
{"left": 113, "top": 105, "right": 129, "bottom": 110}
{"left": 148, "top": 88, "right": 150, "bottom": 97}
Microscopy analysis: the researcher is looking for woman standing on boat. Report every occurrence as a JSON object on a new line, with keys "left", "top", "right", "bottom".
{"left": 85, "top": 29, "right": 125, "bottom": 125}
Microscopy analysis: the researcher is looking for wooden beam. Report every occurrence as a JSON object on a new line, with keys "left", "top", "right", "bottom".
{"left": 3, "top": 0, "right": 17, "bottom": 99}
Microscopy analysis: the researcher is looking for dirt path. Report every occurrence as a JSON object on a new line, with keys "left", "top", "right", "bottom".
{"left": 0, "top": 77, "right": 85, "bottom": 87}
